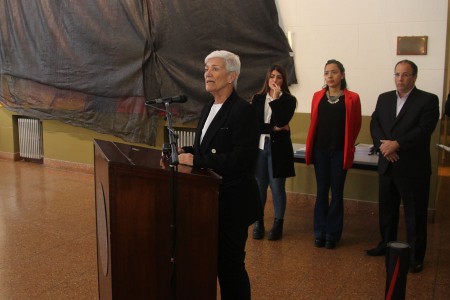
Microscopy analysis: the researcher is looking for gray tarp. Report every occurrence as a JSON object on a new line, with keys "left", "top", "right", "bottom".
{"left": 0, "top": 0, "right": 296, "bottom": 145}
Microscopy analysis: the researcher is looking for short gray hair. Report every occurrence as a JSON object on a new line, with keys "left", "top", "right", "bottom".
{"left": 205, "top": 50, "right": 240, "bottom": 89}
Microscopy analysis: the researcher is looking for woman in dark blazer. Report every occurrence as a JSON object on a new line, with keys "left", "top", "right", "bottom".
{"left": 251, "top": 64, "right": 297, "bottom": 241}
{"left": 179, "top": 50, "right": 260, "bottom": 300}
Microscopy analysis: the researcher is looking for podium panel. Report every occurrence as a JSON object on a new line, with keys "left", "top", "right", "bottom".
{"left": 94, "top": 139, "right": 220, "bottom": 299}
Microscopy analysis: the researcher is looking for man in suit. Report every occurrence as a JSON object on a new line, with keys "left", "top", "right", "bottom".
{"left": 178, "top": 50, "right": 260, "bottom": 299}
{"left": 367, "top": 60, "right": 439, "bottom": 273}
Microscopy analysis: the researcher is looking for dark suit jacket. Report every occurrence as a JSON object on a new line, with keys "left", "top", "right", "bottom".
{"left": 183, "top": 91, "right": 261, "bottom": 228}
{"left": 251, "top": 93, "right": 297, "bottom": 178}
{"left": 370, "top": 87, "right": 439, "bottom": 176}
{"left": 445, "top": 93, "right": 450, "bottom": 117}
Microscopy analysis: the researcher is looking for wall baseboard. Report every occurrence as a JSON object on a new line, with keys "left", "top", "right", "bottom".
{"left": 0, "top": 151, "right": 94, "bottom": 174}
{"left": 43, "top": 158, "right": 94, "bottom": 174}
{"left": 0, "top": 151, "right": 20, "bottom": 161}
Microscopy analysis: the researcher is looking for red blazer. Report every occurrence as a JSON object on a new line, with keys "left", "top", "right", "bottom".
{"left": 305, "top": 88, "right": 362, "bottom": 170}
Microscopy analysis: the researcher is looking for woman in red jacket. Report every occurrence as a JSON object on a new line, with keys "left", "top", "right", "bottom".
{"left": 305, "top": 59, "right": 361, "bottom": 249}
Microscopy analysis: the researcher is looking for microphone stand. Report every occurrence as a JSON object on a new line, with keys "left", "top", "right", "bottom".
{"left": 164, "top": 102, "right": 179, "bottom": 300}
{"left": 165, "top": 102, "right": 179, "bottom": 166}
{"left": 144, "top": 100, "right": 179, "bottom": 298}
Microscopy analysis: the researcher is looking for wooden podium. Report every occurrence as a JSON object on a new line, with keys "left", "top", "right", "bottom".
{"left": 93, "top": 139, "right": 221, "bottom": 299}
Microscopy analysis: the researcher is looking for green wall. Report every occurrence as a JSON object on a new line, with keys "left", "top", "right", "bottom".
{"left": 0, "top": 108, "right": 17, "bottom": 154}
{"left": 288, "top": 113, "right": 440, "bottom": 207}
{"left": 0, "top": 107, "right": 440, "bottom": 208}
{"left": 0, "top": 108, "right": 158, "bottom": 163}
{"left": 287, "top": 113, "right": 379, "bottom": 202}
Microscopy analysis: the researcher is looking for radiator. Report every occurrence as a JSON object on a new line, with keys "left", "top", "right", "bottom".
{"left": 18, "top": 118, "right": 43, "bottom": 159}
{"left": 174, "top": 129, "right": 195, "bottom": 148}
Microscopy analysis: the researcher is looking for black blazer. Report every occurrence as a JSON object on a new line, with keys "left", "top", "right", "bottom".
{"left": 251, "top": 93, "right": 297, "bottom": 178}
{"left": 370, "top": 87, "right": 439, "bottom": 176}
{"left": 184, "top": 91, "right": 261, "bottom": 228}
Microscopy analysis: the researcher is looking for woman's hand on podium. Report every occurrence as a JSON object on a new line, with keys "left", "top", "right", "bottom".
{"left": 179, "top": 153, "right": 194, "bottom": 166}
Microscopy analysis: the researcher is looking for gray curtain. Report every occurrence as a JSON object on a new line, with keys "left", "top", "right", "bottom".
{"left": 0, "top": 0, "right": 296, "bottom": 145}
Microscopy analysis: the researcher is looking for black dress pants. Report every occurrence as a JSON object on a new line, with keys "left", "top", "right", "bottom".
{"left": 218, "top": 225, "right": 251, "bottom": 300}
{"left": 378, "top": 169, "right": 430, "bottom": 264}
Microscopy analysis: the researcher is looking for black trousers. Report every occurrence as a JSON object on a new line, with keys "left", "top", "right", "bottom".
{"left": 378, "top": 169, "right": 430, "bottom": 264}
{"left": 218, "top": 225, "right": 251, "bottom": 300}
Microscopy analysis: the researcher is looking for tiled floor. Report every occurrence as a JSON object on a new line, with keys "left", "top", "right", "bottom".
{"left": 0, "top": 159, "right": 449, "bottom": 299}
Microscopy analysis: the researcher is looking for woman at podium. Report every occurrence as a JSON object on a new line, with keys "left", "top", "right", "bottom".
{"left": 178, "top": 50, "right": 260, "bottom": 300}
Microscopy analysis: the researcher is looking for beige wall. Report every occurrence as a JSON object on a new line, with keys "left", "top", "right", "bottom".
{"left": 277, "top": 0, "right": 448, "bottom": 117}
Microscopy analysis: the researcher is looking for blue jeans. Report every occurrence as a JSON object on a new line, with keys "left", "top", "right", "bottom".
{"left": 255, "top": 138, "right": 287, "bottom": 220}
{"left": 313, "top": 148, "right": 347, "bottom": 242}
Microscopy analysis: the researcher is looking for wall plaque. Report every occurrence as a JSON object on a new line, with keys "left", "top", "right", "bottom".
{"left": 397, "top": 36, "right": 428, "bottom": 55}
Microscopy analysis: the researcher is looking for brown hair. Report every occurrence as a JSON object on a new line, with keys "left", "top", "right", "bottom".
{"left": 257, "top": 64, "right": 291, "bottom": 95}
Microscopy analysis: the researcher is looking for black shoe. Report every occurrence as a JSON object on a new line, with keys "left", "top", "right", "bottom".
{"left": 325, "top": 240, "right": 337, "bottom": 249}
{"left": 252, "top": 220, "right": 265, "bottom": 240}
{"left": 268, "top": 218, "right": 283, "bottom": 241}
{"left": 314, "top": 239, "right": 325, "bottom": 248}
{"left": 409, "top": 262, "right": 423, "bottom": 273}
{"left": 366, "top": 243, "right": 386, "bottom": 256}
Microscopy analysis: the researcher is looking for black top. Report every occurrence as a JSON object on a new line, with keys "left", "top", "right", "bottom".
{"left": 315, "top": 94, "right": 346, "bottom": 151}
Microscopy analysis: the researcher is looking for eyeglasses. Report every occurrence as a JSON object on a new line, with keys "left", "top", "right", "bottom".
{"left": 394, "top": 73, "right": 414, "bottom": 78}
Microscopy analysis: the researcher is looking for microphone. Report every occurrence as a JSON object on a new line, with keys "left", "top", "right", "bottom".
{"left": 146, "top": 95, "right": 187, "bottom": 105}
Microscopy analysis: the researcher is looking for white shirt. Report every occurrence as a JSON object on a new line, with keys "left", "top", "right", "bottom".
{"left": 396, "top": 88, "right": 413, "bottom": 116}
{"left": 259, "top": 92, "right": 281, "bottom": 150}
{"left": 264, "top": 93, "right": 275, "bottom": 123}
{"left": 200, "top": 103, "right": 222, "bottom": 144}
